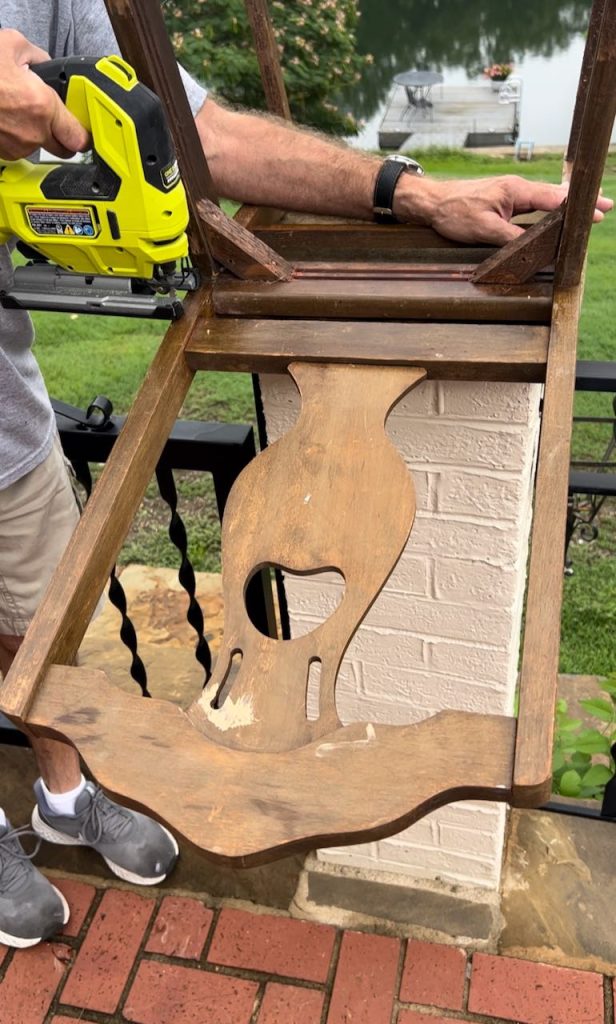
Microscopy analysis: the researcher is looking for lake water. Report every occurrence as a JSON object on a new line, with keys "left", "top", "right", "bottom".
{"left": 345, "top": 0, "right": 616, "bottom": 151}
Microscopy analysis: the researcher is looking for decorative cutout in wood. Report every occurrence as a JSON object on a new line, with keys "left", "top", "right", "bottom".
{"left": 190, "top": 362, "right": 426, "bottom": 752}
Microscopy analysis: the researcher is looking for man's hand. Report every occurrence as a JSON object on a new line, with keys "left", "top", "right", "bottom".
{"left": 397, "top": 174, "right": 613, "bottom": 245}
{"left": 0, "top": 28, "right": 89, "bottom": 160}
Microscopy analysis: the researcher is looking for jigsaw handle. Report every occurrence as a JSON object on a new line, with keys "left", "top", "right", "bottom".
{"left": 29, "top": 56, "right": 181, "bottom": 198}
{"left": 31, "top": 55, "right": 137, "bottom": 114}
{"left": 31, "top": 57, "right": 99, "bottom": 102}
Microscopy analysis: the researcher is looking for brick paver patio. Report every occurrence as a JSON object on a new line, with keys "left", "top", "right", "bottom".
{"left": 0, "top": 875, "right": 612, "bottom": 1024}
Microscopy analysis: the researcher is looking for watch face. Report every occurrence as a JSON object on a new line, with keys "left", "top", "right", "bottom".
{"left": 386, "top": 155, "right": 424, "bottom": 175}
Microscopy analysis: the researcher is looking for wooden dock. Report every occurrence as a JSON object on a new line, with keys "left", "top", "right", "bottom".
{"left": 378, "top": 80, "right": 520, "bottom": 151}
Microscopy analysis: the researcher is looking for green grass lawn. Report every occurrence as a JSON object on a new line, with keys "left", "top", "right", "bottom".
{"left": 33, "top": 151, "right": 616, "bottom": 673}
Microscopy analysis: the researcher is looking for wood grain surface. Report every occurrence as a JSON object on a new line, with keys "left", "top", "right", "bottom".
{"left": 197, "top": 199, "right": 293, "bottom": 281}
{"left": 190, "top": 363, "right": 425, "bottom": 751}
{"left": 472, "top": 208, "right": 564, "bottom": 285}
{"left": 514, "top": 287, "right": 582, "bottom": 805}
{"left": 254, "top": 223, "right": 494, "bottom": 262}
{"left": 23, "top": 665, "right": 515, "bottom": 864}
{"left": 186, "top": 319, "right": 550, "bottom": 380}
{"left": 244, "top": 0, "right": 292, "bottom": 119}
{"left": 566, "top": 0, "right": 608, "bottom": 168}
{"left": 557, "top": 0, "right": 616, "bottom": 286}
{"left": 2, "top": 0, "right": 606, "bottom": 855}
{"left": 213, "top": 276, "right": 553, "bottom": 322}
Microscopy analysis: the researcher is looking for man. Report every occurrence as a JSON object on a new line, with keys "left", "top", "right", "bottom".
{"left": 0, "top": 1, "right": 611, "bottom": 950}
{"left": 0, "top": 9, "right": 202, "bottom": 948}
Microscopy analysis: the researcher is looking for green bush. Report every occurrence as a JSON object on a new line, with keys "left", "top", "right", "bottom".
{"left": 164, "top": 0, "right": 370, "bottom": 135}
{"left": 553, "top": 674, "right": 616, "bottom": 800}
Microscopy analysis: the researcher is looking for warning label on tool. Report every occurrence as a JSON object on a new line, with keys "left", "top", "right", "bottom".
{"left": 26, "top": 206, "right": 98, "bottom": 238}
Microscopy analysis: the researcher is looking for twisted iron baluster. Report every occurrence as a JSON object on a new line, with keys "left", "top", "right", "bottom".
{"left": 106, "top": 572, "right": 151, "bottom": 697}
{"left": 66, "top": 400, "right": 150, "bottom": 698}
{"left": 155, "top": 462, "right": 212, "bottom": 684}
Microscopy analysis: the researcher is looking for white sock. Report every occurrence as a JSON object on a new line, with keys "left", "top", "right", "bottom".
{"left": 0, "top": 807, "right": 6, "bottom": 828}
{"left": 39, "top": 775, "right": 87, "bottom": 816}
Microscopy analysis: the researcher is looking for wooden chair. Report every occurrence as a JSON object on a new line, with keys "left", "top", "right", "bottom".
{"left": 0, "top": 0, "right": 614, "bottom": 866}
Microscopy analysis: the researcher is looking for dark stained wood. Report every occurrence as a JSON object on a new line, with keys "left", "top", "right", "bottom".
{"left": 25, "top": 665, "right": 515, "bottom": 864}
{"left": 103, "top": 0, "right": 217, "bottom": 276}
{"left": 294, "top": 262, "right": 474, "bottom": 279}
{"left": 234, "top": 0, "right": 293, "bottom": 234}
{"left": 213, "top": 276, "right": 553, "bottom": 323}
{"left": 255, "top": 223, "right": 493, "bottom": 262}
{"left": 566, "top": 0, "right": 608, "bottom": 168}
{"left": 471, "top": 207, "right": 564, "bottom": 285}
{"left": 186, "top": 318, "right": 550, "bottom": 381}
{"left": 235, "top": 0, "right": 291, "bottom": 232}
{"left": 197, "top": 199, "right": 293, "bottom": 281}
{"left": 557, "top": 0, "right": 616, "bottom": 287}
{"left": 293, "top": 262, "right": 553, "bottom": 282}
{"left": 514, "top": 287, "right": 582, "bottom": 806}
{"left": 0, "top": 289, "right": 209, "bottom": 723}
{"left": 189, "top": 363, "right": 425, "bottom": 751}
{"left": 244, "top": 0, "right": 292, "bottom": 120}
{"left": 234, "top": 206, "right": 286, "bottom": 230}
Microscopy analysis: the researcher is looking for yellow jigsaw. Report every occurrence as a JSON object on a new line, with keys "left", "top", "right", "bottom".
{"left": 0, "top": 55, "right": 196, "bottom": 319}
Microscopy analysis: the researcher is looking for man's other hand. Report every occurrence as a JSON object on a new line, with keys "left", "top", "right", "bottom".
{"left": 0, "top": 29, "right": 89, "bottom": 160}
{"left": 398, "top": 174, "right": 614, "bottom": 246}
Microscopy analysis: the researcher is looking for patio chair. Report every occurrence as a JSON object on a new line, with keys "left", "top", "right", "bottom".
{"left": 0, "top": 0, "right": 613, "bottom": 863}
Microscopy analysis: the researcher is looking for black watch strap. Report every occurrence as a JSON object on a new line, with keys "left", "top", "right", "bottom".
{"left": 372, "top": 158, "right": 423, "bottom": 224}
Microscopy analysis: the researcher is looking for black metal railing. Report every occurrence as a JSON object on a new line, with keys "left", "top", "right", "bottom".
{"left": 566, "top": 360, "right": 616, "bottom": 569}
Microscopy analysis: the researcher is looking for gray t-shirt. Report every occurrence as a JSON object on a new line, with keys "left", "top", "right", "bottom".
{"left": 0, "top": 0, "right": 207, "bottom": 489}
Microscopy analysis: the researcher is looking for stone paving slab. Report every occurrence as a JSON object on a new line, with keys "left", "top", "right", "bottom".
{"left": 0, "top": 877, "right": 612, "bottom": 1024}
{"left": 78, "top": 564, "right": 225, "bottom": 706}
{"left": 501, "top": 807, "right": 616, "bottom": 973}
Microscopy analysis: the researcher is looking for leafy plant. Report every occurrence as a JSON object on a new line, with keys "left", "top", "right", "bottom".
{"left": 163, "top": 0, "right": 370, "bottom": 135}
{"left": 552, "top": 673, "right": 616, "bottom": 799}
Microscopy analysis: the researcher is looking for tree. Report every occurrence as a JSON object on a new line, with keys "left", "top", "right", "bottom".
{"left": 164, "top": 0, "right": 370, "bottom": 135}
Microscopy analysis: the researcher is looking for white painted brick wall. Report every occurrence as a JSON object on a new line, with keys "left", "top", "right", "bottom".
{"left": 259, "top": 374, "right": 541, "bottom": 892}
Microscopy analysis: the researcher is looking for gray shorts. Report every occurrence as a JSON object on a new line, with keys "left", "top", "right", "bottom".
{"left": 0, "top": 435, "right": 80, "bottom": 638}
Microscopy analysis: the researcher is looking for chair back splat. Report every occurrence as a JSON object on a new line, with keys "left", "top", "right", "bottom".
{"left": 0, "top": 0, "right": 614, "bottom": 862}
{"left": 191, "top": 363, "right": 425, "bottom": 753}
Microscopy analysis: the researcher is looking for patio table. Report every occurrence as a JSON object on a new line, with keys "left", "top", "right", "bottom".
{"left": 393, "top": 69, "right": 444, "bottom": 112}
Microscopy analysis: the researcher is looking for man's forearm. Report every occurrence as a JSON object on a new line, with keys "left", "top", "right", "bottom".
{"left": 195, "top": 95, "right": 611, "bottom": 245}
{"left": 196, "top": 97, "right": 384, "bottom": 220}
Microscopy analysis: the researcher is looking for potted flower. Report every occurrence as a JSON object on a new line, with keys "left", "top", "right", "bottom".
{"left": 484, "top": 62, "right": 513, "bottom": 91}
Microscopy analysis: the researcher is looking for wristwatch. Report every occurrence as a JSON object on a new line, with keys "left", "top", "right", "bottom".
{"left": 372, "top": 155, "right": 425, "bottom": 224}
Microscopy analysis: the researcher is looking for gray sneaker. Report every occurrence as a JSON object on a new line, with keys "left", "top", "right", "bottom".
{"left": 32, "top": 781, "right": 179, "bottom": 886}
{"left": 0, "top": 820, "right": 69, "bottom": 948}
